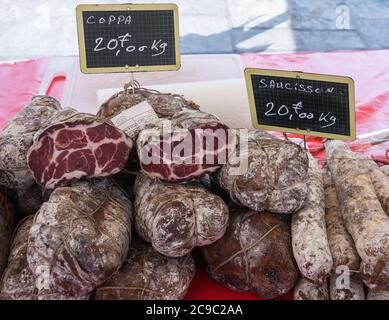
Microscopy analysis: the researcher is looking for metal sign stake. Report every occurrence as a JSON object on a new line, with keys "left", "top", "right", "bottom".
{"left": 131, "top": 72, "right": 135, "bottom": 94}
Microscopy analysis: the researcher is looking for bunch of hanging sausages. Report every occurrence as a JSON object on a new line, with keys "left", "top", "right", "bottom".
{"left": 0, "top": 88, "right": 388, "bottom": 300}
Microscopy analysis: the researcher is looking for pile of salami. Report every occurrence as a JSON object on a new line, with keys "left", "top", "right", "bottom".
{"left": 0, "top": 89, "right": 388, "bottom": 300}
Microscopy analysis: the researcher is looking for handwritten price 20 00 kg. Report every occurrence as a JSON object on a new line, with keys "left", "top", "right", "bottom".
{"left": 94, "top": 33, "right": 168, "bottom": 57}
{"left": 264, "top": 101, "right": 337, "bottom": 129}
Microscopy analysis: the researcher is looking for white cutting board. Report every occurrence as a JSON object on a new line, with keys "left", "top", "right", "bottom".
{"left": 97, "top": 78, "right": 253, "bottom": 129}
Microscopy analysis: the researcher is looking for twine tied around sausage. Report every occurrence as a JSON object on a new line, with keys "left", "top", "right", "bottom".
{"left": 211, "top": 221, "right": 280, "bottom": 274}
{"left": 29, "top": 182, "right": 131, "bottom": 291}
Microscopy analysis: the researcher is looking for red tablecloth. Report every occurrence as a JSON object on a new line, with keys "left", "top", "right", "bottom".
{"left": 1, "top": 50, "right": 389, "bottom": 300}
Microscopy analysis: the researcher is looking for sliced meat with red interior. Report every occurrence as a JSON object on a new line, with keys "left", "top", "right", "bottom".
{"left": 137, "top": 111, "right": 232, "bottom": 183}
{"left": 27, "top": 109, "right": 133, "bottom": 189}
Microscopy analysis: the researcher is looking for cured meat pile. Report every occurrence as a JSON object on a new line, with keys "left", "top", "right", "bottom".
{"left": 99, "top": 86, "right": 231, "bottom": 182}
{"left": 0, "top": 90, "right": 389, "bottom": 301}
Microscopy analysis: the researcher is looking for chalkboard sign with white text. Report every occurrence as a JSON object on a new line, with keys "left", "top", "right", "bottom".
{"left": 76, "top": 3, "right": 180, "bottom": 74}
{"left": 244, "top": 68, "right": 356, "bottom": 140}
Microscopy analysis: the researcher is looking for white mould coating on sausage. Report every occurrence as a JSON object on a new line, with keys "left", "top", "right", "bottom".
{"left": 367, "top": 289, "right": 389, "bottom": 300}
{"left": 325, "top": 140, "right": 389, "bottom": 290}
{"left": 95, "top": 238, "right": 195, "bottom": 300}
{"left": 291, "top": 154, "right": 333, "bottom": 285}
{"left": 0, "top": 217, "right": 38, "bottom": 300}
{"left": 323, "top": 168, "right": 360, "bottom": 271}
{"left": 27, "top": 178, "right": 132, "bottom": 297}
{"left": 380, "top": 165, "right": 389, "bottom": 177}
{"left": 294, "top": 278, "right": 329, "bottom": 300}
{"left": 134, "top": 174, "right": 229, "bottom": 257}
{"left": 0, "top": 96, "right": 61, "bottom": 189}
{"left": 329, "top": 274, "right": 365, "bottom": 300}
{"left": 218, "top": 131, "right": 309, "bottom": 214}
{"left": 170, "top": 110, "right": 225, "bottom": 129}
{"left": 361, "top": 158, "right": 389, "bottom": 217}
{"left": 97, "top": 88, "right": 200, "bottom": 121}
{"left": 0, "top": 191, "right": 14, "bottom": 276}
{"left": 0, "top": 217, "right": 89, "bottom": 300}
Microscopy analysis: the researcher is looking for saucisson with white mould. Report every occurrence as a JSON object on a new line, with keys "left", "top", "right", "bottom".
{"left": 291, "top": 153, "right": 333, "bottom": 285}
{"left": 294, "top": 278, "right": 329, "bottom": 300}
{"left": 329, "top": 274, "right": 365, "bottom": 300}
{"left": 380, "top": 165, "right": 389, "bottom": 177}
{"left": 367, "top": 288, "right": 389, "bottom": 300}
{"left": 323, "top": 168, "right": 360, "bottom": 271}
{"left": 357, "top": 155, "right": 389, "bottom": 217}
{"left": 325, "top": 140, "right": 389, "bottom": 290}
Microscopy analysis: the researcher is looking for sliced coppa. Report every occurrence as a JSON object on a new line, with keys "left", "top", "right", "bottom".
{"left": 27, "top": 109, "right": 133, "bottom": 189}
{"left": 137, "top": 110, "right": 230, "bottom": 183}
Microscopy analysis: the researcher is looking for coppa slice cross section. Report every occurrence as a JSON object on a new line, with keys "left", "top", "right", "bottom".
{"left": 28, "top": 114, "right": 133, "bottom": 189}
{"left": 138, "top": 111, "right": 231, "bottom": 183}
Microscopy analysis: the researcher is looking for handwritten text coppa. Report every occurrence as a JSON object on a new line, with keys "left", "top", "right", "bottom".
{"left": 86, "top": 15, "right": 131, "bottom": 25}
{"left": 258, "top": 78, "right": 344, "bottom": 95}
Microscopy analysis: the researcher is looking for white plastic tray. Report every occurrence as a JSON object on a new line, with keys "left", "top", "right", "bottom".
{"left": 39, "top": 54, "right": 246, "bottom": 116}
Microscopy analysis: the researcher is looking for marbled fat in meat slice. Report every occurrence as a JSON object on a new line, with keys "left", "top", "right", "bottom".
{"left": 137, "top": 110, "right": 231, "bottom": 183}
{"left": 27, "top": 110, "right": 133, "bottom": 189}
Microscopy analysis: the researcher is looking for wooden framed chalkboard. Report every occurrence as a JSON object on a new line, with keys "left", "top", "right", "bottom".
{"left": 76, "top": 3, "right": 180, "bottom": 74}
{"left": 244, "top": 68, "right": 356, "bottom": 140}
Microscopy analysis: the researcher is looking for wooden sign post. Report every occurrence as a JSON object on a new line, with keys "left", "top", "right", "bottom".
{"left": 244, "top": 68, "right": 356, "bottom": 141}
{"left": 76, "top": 3, "right": 180, "bottom": 74}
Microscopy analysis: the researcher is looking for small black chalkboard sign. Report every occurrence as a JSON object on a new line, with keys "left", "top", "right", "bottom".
{"left": 76, "top": 4, "right": 180, "bottom": 74}
{"left": 244, "top": 68, "right": 356, "bottom": 140}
